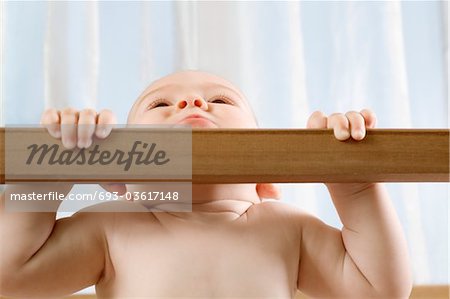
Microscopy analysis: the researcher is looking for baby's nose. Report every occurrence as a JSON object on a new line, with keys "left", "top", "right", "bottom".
{"left": 177, "top": 98, "right": 208, "bottom": 110}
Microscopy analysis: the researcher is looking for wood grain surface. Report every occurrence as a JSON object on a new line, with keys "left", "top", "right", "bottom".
{"left": 0, "top": 128, "right": 449, "bottom": 183}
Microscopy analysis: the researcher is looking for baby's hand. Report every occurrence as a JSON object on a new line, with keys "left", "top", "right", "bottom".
{"left": 307, "top": 109, "right": 378, "bottom": 193}
{"left": 40, "top": 108, "right": 116, "bottom": 149}
{"left": 259, "top": 110, "right": 377, "bottom": 200}
{"left": 40, "top": 108, "right": 125, "bottom": 194}
{"left": 306, "top": 109, "right": 377, "bottom": 141}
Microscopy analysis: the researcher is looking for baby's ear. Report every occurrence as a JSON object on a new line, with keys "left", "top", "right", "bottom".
{"left": 256, "top": 183, "right": 281, "bottom": 200}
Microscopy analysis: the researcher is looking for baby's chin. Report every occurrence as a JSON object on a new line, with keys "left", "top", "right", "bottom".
{"left": 177, "top": 118, "right": 218, "bottom": 128}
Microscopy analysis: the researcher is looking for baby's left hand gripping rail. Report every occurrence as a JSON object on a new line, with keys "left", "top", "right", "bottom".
{"left": 0, "top": 128, "right": 449, "bottom": 183}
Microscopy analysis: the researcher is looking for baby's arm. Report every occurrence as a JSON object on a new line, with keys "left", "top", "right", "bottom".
{"left": 1, "top": 191, "right": 107, "bottom": 297}
{"left": 0, "top": 108, "right": 116, "bottom": 297}
{"left": 297, "top": 110, "right": 412, "bottom": 298}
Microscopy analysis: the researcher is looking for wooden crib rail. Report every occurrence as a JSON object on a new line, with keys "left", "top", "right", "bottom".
{"left": 0, "top": 128, "right": 449, "bottom": 183}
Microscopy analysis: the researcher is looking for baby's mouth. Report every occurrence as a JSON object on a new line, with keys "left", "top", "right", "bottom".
{"left": 178, "top": 117, "right": 217, "bottom": 128}
{"left": 178, "top": 114, "right": 217, "bottom": 128}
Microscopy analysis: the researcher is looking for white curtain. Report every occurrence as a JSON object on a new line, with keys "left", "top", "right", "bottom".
{"left": 0, "top": 0, "right": 4, "bottom": 128}
{"left": 2, "top": 1, "right": 448, "bottom": 290}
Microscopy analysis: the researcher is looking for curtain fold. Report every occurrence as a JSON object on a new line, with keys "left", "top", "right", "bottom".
{"left": 175, "top": 1, "right": 199, "bottom": 70}
{"left": 44, "top": 2, "right": 69, "bottom": 109}
{"left": 44, "top": 1, "right": 99, "bottom": 109}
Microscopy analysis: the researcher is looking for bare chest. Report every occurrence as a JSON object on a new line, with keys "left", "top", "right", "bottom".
{"left": 98, "top": 216, "right": 299, "bottom": 298}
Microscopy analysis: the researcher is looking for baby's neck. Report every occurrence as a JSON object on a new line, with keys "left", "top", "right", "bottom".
{"left": 192, "top": 183, "right": 259, "bottom": 202}
{"left": 167, "top": 184, "right": 261, "bottom": 223}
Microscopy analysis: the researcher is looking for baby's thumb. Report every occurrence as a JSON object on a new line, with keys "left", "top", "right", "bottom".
{"left": 256, "top": 183, "right": 282, "bottom": 200}
{"left": 100, "top": 183, "right": 127, "bottom": 196}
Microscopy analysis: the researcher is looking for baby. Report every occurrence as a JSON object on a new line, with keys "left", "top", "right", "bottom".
{"left": 0, "top": 71, "right": 412, "bottom": 298}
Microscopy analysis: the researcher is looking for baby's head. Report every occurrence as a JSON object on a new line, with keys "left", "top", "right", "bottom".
{"left": 127, "top": 70, "right": 257, "bottom": 128}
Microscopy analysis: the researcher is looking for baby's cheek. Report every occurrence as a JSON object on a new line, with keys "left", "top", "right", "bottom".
{"left": 229, "top": 113, "right": 258, "bottom": 128}
{"left": 129, "top": 112, "right": 166, "bottom": 125}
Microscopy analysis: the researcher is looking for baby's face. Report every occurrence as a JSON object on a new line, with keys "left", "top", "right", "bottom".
{"left": 128, "top": 71, "right": 257, "bottom": 128}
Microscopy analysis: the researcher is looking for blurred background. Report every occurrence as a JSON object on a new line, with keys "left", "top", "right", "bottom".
{"left": 1, "top": 0, "right": 448, "bottom": 294}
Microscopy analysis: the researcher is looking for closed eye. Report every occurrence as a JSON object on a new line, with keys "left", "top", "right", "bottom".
{"left": 147, "top": 99, "right": 170, "bottom": 110}
{"left": 209, "top": 95, "right": 234, "bottom": 105}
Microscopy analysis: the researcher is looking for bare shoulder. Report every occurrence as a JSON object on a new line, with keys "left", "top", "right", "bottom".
{"left": 63, "top": 201, "right": 160, "bottom": 241}
{"left": 249, "top": 200, "right": 310, "bottom": 217}
{"left": 247, "top": 200, "right": 315, "bottom": 229}
{"left": 71, "top": 200, "right": 158, "bottom": 225}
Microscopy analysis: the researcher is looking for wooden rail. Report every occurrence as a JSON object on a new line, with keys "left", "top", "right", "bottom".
{"left": 0, "top": 128, "right": 449, "bottom": 183}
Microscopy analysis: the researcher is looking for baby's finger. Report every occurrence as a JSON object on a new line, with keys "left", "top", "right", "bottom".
{"left": 327, "top": 113, "right": 350, "bottom": 140}
{"left": 306, "top": 111, "right": 327, "bottom": 129}
{"left": 60, "top": 108, "right": 79, "bottom": 149}
{"left": 360, "top": 108, "right": 377, "bottom": 128}
{"left": 95, "top": 109, "right": 117, "bottom": 139}
{"left": 100, "top": 183, "right": 127, "bottom": 196}
{"left": 77, "top": 109, "right": 97, "bottom": 148}
{"left": 40, "top": 109, "right": 61, "bottom": 138}
{"left": 345, "top": 111, "right": 366, "bottom": 140}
